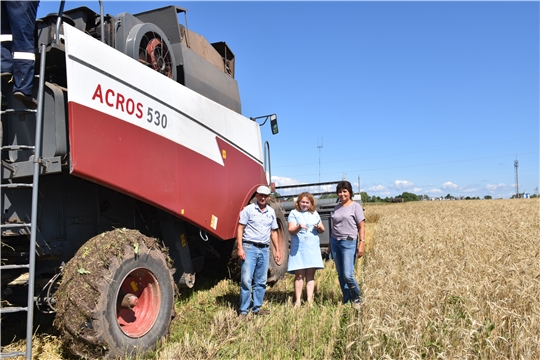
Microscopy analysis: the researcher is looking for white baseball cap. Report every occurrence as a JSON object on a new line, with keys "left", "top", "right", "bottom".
{"left": 256, "top": 185, "right": 271, "bottom": 195}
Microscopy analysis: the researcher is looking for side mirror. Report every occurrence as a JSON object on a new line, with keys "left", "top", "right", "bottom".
{"left": 270, "top": 114, "right": 279, "bottom": 135}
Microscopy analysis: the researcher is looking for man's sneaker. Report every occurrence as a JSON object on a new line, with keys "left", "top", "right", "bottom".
{"left": 253, "top": 309, "right": 270, "bottom": 316}
{"left": 238, "top": 313, "right": 248, "bottom": 320}
{"left": 13, "top": 91, "right": 38, "bottom": 110}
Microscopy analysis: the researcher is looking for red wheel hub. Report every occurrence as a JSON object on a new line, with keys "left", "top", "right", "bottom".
{"left": 116, "top": 268, "right": 161, "bottom": 337}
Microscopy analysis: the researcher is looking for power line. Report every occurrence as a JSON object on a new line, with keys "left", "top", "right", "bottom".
{"left": 317, "top": 137, "right": 323, "bottom": 183}
{"left": 273, "top": 149, "right": 537, "bottom": 170}
{"left": 276, "top": 151, "right": 538, "bottom": 178}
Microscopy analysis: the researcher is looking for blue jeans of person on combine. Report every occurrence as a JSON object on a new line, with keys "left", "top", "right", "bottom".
{"left": 330, "top": 237, "right": 361, "bottom": 304}
{"left": 239, "top": 243, "right": 269, "bottom": 314}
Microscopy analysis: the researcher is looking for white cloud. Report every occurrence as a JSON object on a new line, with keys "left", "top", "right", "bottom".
{"left": 427, "top": 188, "right": 443, "bottom": 195}
{"left": 369, "top": 185, "right": 386, "bottom": 191}
{"left": 392, "top": 180, "right": 414, "bottom": 189}
{"left": 485, "top": 183, "right": 507, "bottom": 192}
{"left": 442, "top": 182, "right": 458, "bottom": 189}
{"left": 412, "top": 187, "right": 423, "bottom": 193}
{"left": 271, "top": 176, "right": 300, "bottom": 187}
{"left": 318, "top": 184, "right": 335, "bottom": 193}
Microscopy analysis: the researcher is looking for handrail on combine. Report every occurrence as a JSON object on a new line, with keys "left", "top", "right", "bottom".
{"left": 56, "top": 1, "right": 105, "bottom": 44}
{"left": 264, "top": 141, "right": 271, "bottom": 188}
{"left": 274, "top": 181, "right": 342, "bottom": 211}
{"left": 275, "top": 181, "right": 341, "bottom": 198}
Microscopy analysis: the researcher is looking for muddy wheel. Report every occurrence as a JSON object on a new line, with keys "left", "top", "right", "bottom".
{"left": 54, "top": 229, "right": 176, "bottom": 359}
{"left": 267, "top": 197, "right": 290, "bottom": 284}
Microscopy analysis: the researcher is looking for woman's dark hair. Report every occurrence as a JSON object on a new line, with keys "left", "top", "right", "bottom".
{"left": 336, "top": 180, "right": 354, "bottom": 196}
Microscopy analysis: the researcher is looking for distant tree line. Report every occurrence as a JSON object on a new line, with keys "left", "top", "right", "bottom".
{"left": 276, "top": 191, "right": 538, "bottom": 203}
{"left": 320, "top": 192, "right": 503, "bottom": 202}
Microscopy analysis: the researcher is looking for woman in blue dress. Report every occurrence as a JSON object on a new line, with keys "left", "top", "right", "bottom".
{"left": 287, "top": 192, "right": 325, "bottom": 307}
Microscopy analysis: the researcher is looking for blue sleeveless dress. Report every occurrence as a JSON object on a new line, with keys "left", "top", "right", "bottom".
{"left": 287, "top": 209, "right": 324, "bottom": 273}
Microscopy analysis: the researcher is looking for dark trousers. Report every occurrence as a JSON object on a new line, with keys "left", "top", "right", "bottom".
{"left": 1, "top": 1, "right": 40, "bottom": 95}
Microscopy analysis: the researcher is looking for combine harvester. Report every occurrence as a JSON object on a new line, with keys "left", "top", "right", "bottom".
{"left": 1, "top": 2, "right": 288, "bottom": 358}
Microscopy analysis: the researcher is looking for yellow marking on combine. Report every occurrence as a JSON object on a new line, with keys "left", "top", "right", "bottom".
{"left": 181, "top": 233, "right": 187, "bottom": 247}
{"left": 210, "top": 215, "right": 218, "bottom": 229}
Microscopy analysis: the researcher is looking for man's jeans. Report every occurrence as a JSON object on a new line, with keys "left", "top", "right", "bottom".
{"left": 239, "top": 243, "right": 269, "bottom": 314}
{"left": 330, "top": 237, "right": 361, "bottom": 304}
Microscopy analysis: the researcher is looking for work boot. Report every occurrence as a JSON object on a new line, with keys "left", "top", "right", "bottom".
{"left": 1, "top": 72, "right": 12, "bottom": 82}
{"left": 13, "top": 91, "right": 38, "bottom": 110}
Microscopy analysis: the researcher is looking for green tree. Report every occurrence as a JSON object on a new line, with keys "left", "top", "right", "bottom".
{"left": 360, "top": 191, "right": 370, "bottom": 203}
{"left": 401, "top": 192, "right": 420, "bottom": 202}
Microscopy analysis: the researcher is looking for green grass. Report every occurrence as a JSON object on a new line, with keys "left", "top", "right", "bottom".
{"left": 150, "top": 262, "right": 362, "bottom": 360}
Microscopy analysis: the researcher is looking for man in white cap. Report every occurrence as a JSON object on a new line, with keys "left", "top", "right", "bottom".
{"left": 237, "top": 185, "right": 282, "bottom": 318}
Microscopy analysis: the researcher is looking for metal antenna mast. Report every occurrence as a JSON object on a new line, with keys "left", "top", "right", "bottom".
{"left": 317, "top": 138, "right": 323, "bottom": 182}
{"left": 514, "top": 158, "right": 519, "bottom": 198}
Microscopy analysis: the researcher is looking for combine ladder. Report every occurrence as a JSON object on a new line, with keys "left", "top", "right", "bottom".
{"left": 0, "top": 44, "right": 47, "bottom": 360}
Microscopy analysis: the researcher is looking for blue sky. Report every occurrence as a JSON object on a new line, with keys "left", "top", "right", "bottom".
{"left": 37, "top": 1, "right": 539, "bottom": 199}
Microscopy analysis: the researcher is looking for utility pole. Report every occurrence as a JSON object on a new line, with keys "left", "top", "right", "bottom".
{"left": 317, "top": 138, "right": 323, "bottom": 183}
{"left": 514, "top": 158, "right": 519, "bottom": 198}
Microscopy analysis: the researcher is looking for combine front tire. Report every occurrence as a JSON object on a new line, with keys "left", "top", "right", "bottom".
{"left": 54, "top": 229, "right": 176, "bottom": 359}
{"left": 267, "top": 198, "right": 290, "bottom": 284}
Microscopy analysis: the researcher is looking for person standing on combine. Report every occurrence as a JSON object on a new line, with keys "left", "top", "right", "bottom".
{"left": 237, "top": 185, "right": 282, "bottom": 318}
{"left": 1, "top": 1, "right": 40, "bottom": 109}
{"left": 329, "top": 180, "right": 365, "bottom": 308}
{"left": 287, "top": 192, "right": 325, "bottom": 307}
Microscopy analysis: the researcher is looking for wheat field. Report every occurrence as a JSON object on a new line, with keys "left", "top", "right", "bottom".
{"left": 3, "top": 199, "right": 539, "bottom": 359}
{"left": 342, "top": 199, "right": 539, "bottom": 359}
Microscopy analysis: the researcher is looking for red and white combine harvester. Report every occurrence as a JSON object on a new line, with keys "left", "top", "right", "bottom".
{"left": 1, "top": 2, "right": 287, "bottom": 358}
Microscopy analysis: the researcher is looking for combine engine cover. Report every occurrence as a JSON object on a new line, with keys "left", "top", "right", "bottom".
{"left": 64, "top": 23, "right": 266, "bottom": 241}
